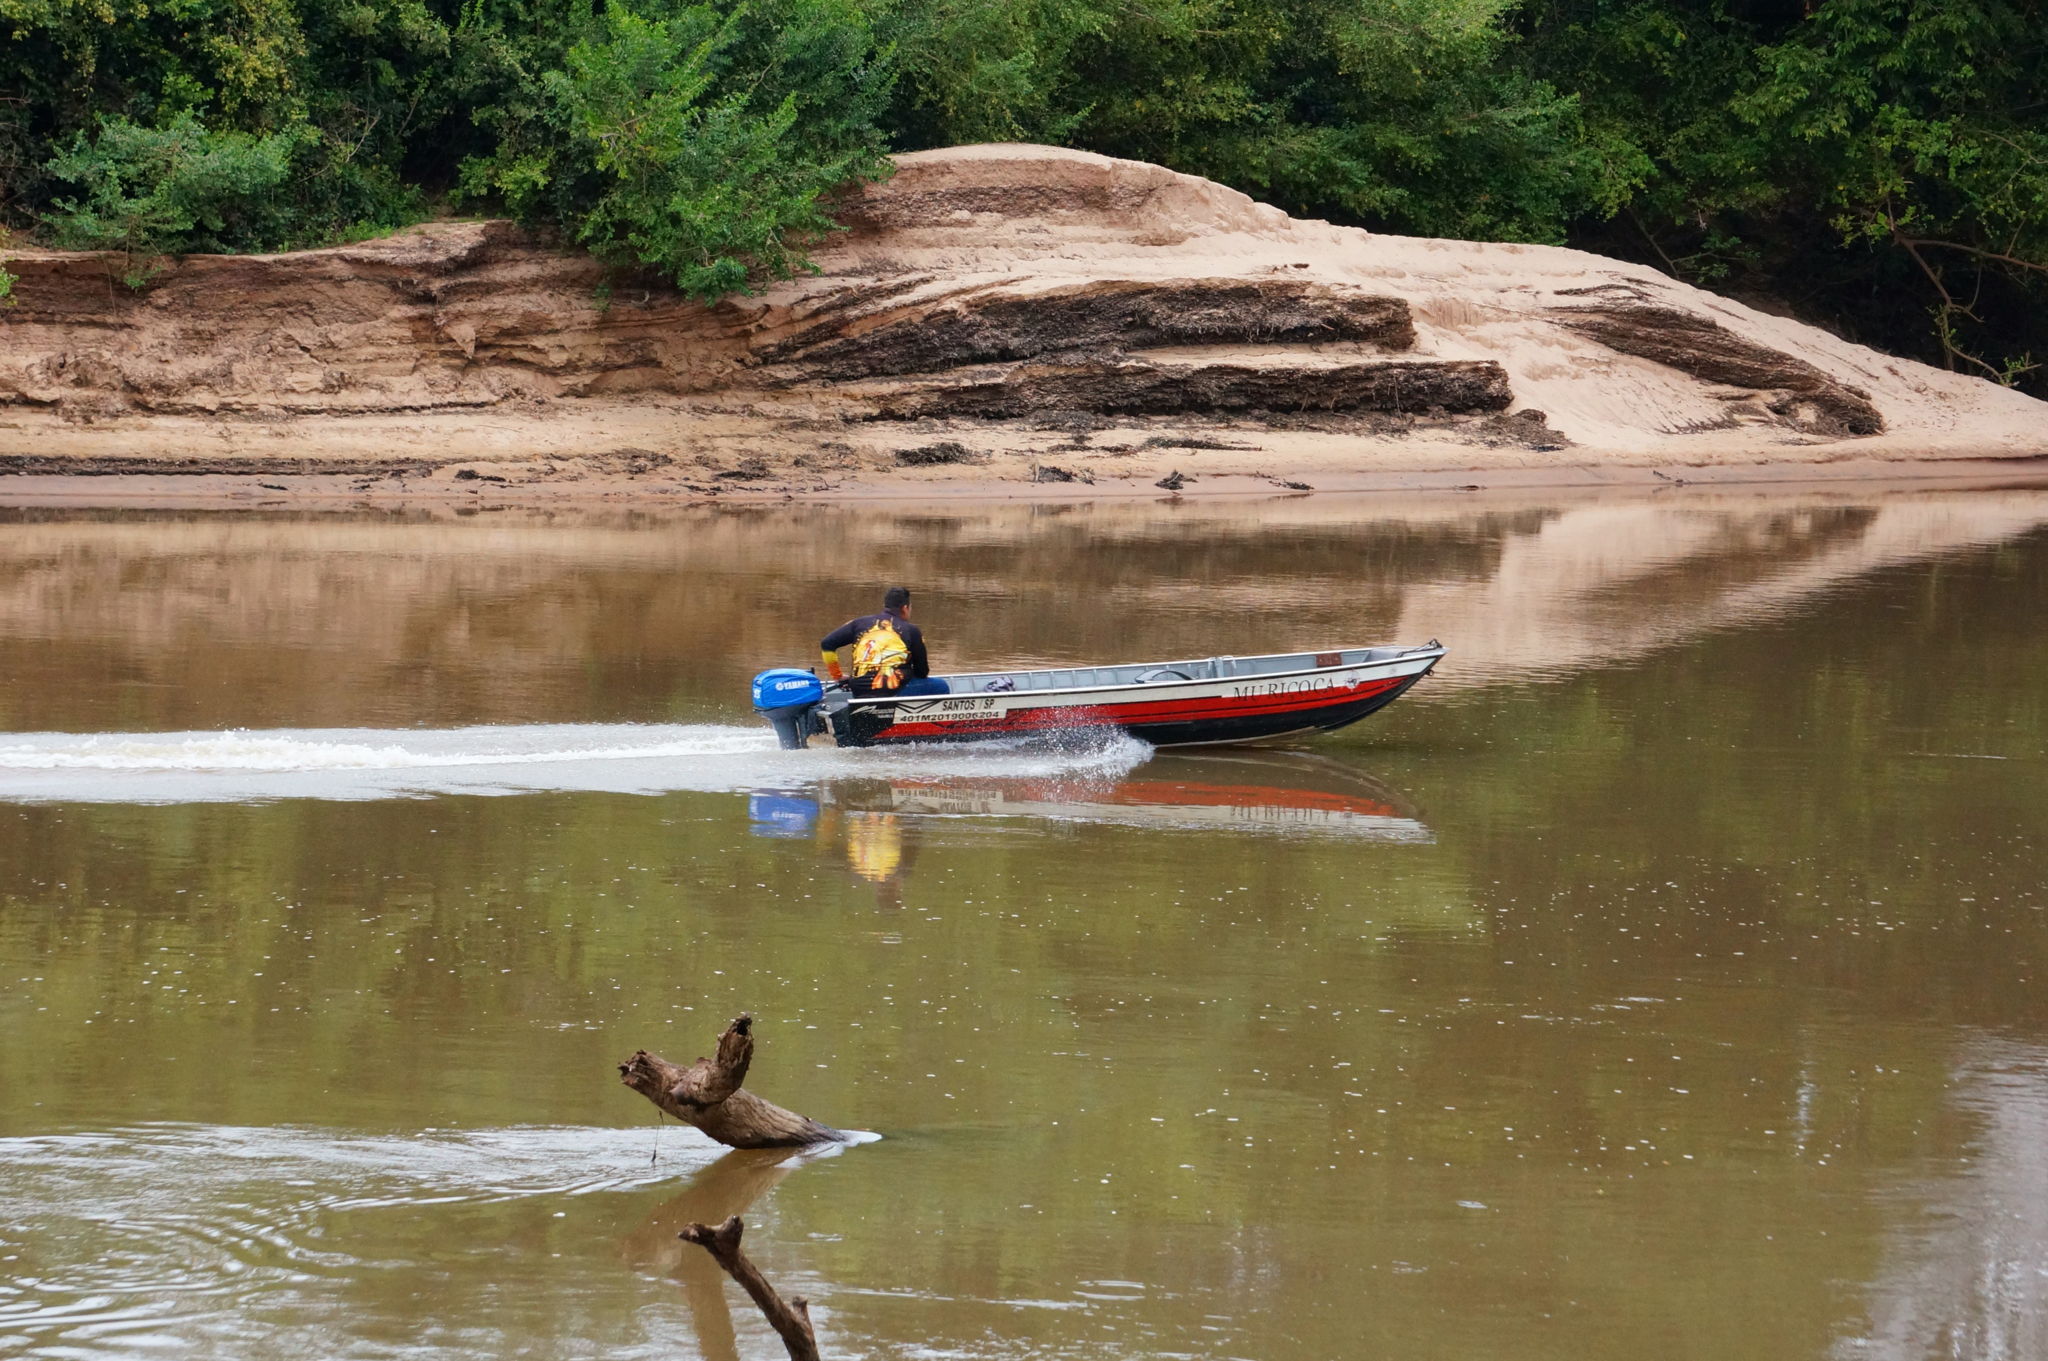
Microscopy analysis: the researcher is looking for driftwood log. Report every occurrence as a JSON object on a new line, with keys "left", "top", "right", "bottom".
{"left": 619, "top": 1014, "right": 844, "bottom": 1149}
{"left": 679, "top": 1215, "right": 821, "bottom": 1361}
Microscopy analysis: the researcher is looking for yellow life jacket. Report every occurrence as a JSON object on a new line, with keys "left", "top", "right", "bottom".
{"left": 851, "top": 617, "right": 910, "bottom": 689}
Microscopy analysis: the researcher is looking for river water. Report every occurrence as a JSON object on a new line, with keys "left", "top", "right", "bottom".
{"left": 1, "top": 488, "right": 2044, "bottom": 1360}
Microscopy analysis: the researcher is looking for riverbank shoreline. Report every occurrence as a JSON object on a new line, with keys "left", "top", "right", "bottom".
{"left": 4, "top": 448, "right": 2044, "bottom": 512}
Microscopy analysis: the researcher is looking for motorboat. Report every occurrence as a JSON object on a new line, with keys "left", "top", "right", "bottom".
{"left": 751, "top": 642, "right": 1444, "bottom": 749}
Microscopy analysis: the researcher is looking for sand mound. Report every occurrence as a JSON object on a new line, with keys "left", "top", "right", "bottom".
{"left": 1, "top": 143, "right": 2041, "bottom": 483}
{"left": 800, "top": 146, "right": 2040, "bottom": 451}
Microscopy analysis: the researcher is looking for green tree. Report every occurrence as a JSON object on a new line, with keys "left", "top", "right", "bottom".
{"left": 1739, "top": 0, "right": 2048, "bottom": 382}
{"left": 1, "top": 0, "right": 2044, "bottom": 362}
{"left": 1521, "top": 0, "right": 2048, "bottom": 389}
{"left": 881, "top": 0, "right": 1127, "bottom": 145}
{"left": 1, "top": 0, "right": 431, "bottom": 255}
{"left": 885, "top": 0, "right": 1644, "bottom": 243}
{"left": 1166, "top": 0, "right": 1646, "bottom": 241}
{"left": 458, "top": 0, "right": 893, "bottom": 299}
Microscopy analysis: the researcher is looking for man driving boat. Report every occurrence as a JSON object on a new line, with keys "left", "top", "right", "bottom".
{"left": 820, "top": 587, "right": 951, "bottom": 696}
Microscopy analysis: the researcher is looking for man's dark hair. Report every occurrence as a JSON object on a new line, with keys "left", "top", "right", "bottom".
{"left": 883, "top": 586, "right": 911, "bottom": 612}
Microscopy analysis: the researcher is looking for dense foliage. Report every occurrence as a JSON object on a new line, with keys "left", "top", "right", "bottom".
{"left": 2, "top": 0, "right": 2043, "bottom": 382}
{"left": 1519, "top": 0, "right": 2048, "bottom": 386}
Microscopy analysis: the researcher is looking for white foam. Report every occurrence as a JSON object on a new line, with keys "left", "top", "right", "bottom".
{"left": 0, "top": 726, "right": 770, "bottom": 772}
{"left": 0, "top": 722, "right": 1152, "bottom": 804}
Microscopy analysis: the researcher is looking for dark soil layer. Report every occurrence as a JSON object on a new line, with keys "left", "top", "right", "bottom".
{"left": 869, "top": 359, "right": 1512, "bottom": 419}
{"left": 1559, "top": 288, "right": 1885, "bottom": 436}
{"left": 761, "top": 279, "right": 1416, "bottom": 379}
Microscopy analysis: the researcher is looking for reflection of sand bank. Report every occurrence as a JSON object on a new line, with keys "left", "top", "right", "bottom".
{"left": 2, "top": 487, "right": 2045, "bottom": 731}
{"left": 1833, "top": 1040, "right": 2048, "bottom": 1361}
{"left": 1393, "top": 492, "right": 2048, "bottom": 687}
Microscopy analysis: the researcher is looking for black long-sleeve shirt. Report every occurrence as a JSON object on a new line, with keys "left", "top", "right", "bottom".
{"left": 821, "top": 609, "right": 930, "bottom": 683}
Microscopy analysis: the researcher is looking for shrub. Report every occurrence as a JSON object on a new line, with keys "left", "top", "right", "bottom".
{"left": 459, "top": 0, "right": 894, "bottom": 302}
{"left": 41, "top": 114, "right": 302, "bottom": 281}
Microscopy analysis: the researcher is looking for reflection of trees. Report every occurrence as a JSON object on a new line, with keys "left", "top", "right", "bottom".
{"left": 1835, "top": 1040, "right": 2048, "bottom": 1361}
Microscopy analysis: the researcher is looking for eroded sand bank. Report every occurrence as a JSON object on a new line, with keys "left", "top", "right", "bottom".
{"left": 4, "top": 144, "right": 2043, "bottom": 499}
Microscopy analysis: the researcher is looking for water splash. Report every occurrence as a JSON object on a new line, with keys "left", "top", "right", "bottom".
{"left": 0, "top": 723, "right": 1153, "bottom": 804}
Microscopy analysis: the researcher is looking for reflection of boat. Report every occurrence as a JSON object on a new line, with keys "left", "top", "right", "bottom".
{"left": 754, "top": 643, "right": 1444, "bottom": 749}
{"left": 823, "top": 751, "right": 1432, "bottom": 842}
{"left": 743, "top": 754, "right": 1428, "bottom": 900}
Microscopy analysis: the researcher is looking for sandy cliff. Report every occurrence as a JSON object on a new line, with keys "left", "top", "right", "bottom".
{"left": 2, "top": 144, "right": 2042, "bottom": 493}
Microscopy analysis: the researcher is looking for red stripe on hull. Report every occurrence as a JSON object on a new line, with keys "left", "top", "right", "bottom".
{"left": 871, "top": 676, "right": 1406, "bottom": 742}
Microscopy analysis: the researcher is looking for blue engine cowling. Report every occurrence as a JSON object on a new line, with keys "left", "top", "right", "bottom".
{"left": 752, "top": 668, "right": 826, "bottom": 749}
{"left": 752, "top": 669, "right": 824, "bottom": 711}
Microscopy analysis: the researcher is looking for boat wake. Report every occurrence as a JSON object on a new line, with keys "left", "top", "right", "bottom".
{"left": 0, "top": 722, "right": 1153, "bottom": 804}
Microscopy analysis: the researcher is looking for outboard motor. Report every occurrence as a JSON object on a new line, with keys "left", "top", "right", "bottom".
{"left": 752, "top": 668, "right": 826, "bottom": 749}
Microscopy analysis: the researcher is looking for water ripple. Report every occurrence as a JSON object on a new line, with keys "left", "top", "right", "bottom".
{"left": 0, "top": 1123, "right": 717, "bottom": 1357}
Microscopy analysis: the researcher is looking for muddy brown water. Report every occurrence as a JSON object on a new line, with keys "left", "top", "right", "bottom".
{"left": 1, "top": 488, "right": 2044, "bottom": 1360}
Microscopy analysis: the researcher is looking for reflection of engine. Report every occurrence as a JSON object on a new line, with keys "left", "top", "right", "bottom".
{"left": 744, "top": 781, "right": 918, "bottom": 896}
{"left": 747, "top": 791, "right": 819, "bottom": 838}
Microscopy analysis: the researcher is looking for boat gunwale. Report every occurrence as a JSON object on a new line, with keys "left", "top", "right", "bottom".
{"left": 840, "top": 643, "right": 1445, "bottom": 710}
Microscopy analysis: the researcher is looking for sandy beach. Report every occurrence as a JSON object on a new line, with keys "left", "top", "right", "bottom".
{"left": 4, "top": 449, "right": 2046, "bottom": 515}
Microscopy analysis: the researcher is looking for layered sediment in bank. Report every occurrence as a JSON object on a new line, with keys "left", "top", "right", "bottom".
{"left": 2, "top": 144, "right": 2042, "bottom": 493}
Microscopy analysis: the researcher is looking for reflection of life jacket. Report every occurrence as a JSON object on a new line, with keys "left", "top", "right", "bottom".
{"left": 845, "top": 814, "right": 904, "bottom": 883}
{"left": 851, "top": 617, "right": 910, "bottom": 690}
